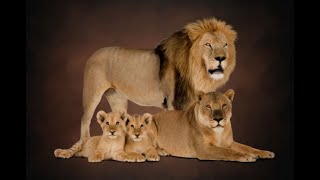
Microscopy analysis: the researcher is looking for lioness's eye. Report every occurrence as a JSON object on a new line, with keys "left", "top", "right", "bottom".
{"left": 205, "top": 43, "right": 211, "bottom": 47}
{"left": 106, "top": 122, "right": 109, "bottom": 125}
{"left": 141, "top": 124, "right": 144, "bottom": 128}
{"left": 224, "top": 43, "right": 228, "bottom": 47}
{"left": 116, "top": 121, "right": 119, "bottom": 125}
{"left": 222, "top": 104, "right": 227, "bottom": 108}
{"left": 206, "top": 105, "right": 211, "bottom": 109}
{"left": 131, "top": 124, "right": 134, "bottom": 128}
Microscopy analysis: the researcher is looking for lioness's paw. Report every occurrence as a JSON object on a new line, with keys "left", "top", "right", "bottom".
{"left": 54, "top": 149, "right": 73, "bottom": 159}
{"left": 257, "top": 150, "right": 275, "bottom": 159}
{"left": 237, "top": 154, "right": 257, "bottom": 162}
{"left": 88, "top": 153, "right": 104, "bottom": 163}
{"left": 157, "top": 149, "right": 169, "bottom": 156}
{"left": 146, "top": 153, "right": 160, "bottom": 161}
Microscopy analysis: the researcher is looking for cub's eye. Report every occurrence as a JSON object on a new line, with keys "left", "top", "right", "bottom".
{"left": 206, "top": 105, "right": 211, "bottom": 109}
{"left": 224, "top": 43, "right": 228, "bottom": 47}
{"left": 106, "top": 122, "right": 109, "bottom": 125}
{"left": 222, "top": 104, "right": 227, "bottom": 108}
{"left": 205, "top": 43, "right": 211, "bottom": 47}
{"left": 116, "top": 121, "right": 119, "bottom": 125}
{"left": 131, "top": 124, "right": 134, "bottom": 128}
{"left": 140, "top": 124, "right": 144, "bottom": 128}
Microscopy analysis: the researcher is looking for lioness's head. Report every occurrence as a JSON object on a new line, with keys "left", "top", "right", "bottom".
{"left": 126, "top": 113, "right": 153, "bottom": 142}
{"left": 96, "top": 111, "right": 128, "bottom": 139}
{"left": 195, "top": 89, "right": 235, "bottom": 133}
{"left": 185, "top": 18, "right": 237, "bottom": 81}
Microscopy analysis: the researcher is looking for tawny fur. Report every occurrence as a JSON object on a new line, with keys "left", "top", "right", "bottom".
{"left": 78, "top": 17, "right": 237, "bottom": 144}
{"left": 54, "top": 111, "right": 135, "bottom": 163}
{"left": 150, "top": 90, "right": 275, "bottom": 162}
{"left": 124, "top": 114, "right": 169, "bottom": 162}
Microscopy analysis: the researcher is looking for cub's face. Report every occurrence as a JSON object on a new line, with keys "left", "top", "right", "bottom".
{"left": 126, "top": 113, "right": 152, "bottom": 142}
{"left": 96, "top": 111, "right": 127, "bottom": 139}
{"left": 196, "top": 89, "right": 235, "bottom": 133}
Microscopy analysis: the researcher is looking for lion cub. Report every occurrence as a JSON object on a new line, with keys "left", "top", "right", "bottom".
{"left": 124, "top": 114, "right": 168, "bottom": 162}
{"left": 151, "top": 89, "right": 275, "bottom": 162}
{"left": 54, "top": 111, "right": 134, "bottom": 162}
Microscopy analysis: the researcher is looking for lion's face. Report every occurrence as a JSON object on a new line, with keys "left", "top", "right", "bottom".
{"left": 126, "top": 113, "right": 152, "bottom": 142}
{"left": 195, "top": 89, "right": 235, "bottom": 133}
{"left": 96, "top": 111, "right": 127, "bottom": 139}
{"left": 196, "top": 32, "right": 234, "bottom": 80}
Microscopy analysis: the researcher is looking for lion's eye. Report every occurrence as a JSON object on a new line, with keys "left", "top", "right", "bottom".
{"left": 222, "top": 104, "right": 227, "bottom": 108}
{"left": 224, "top": 43, "right": 228, "bottom": 47}
{"left": 106, "top": 122, "right": 109, "bottom": 125}
{"left": 116, "top": 121, "right": 119, "bottom": 125}
{"left": 205, "top": 43, "right": 211, "bottom": 48}
{"left": 141, "top": 124, "right": 144, "bottom": 128}
{"left": 131, "top": 124, "right": 134, "bottom": 128}
{"left": 206, "top": 105, "right": 211, "bottom": 109}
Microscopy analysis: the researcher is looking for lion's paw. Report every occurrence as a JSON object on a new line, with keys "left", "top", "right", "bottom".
{"left": 54, "top": 149, "right": 73, "bottom": 159}
{"left": 88, "top": 153, "right": 104, "bottom": 163}
{"left": 146, "top": 153, "right": 160, "bottom": 162}
{"left": 157, "top": 149, "right": 169, "bottom": 156}
{"left": 237, "top": 154, "right": 257, "bottom": 162}
{"left": 257, "top": 150, "right": 275, "bottom": 159}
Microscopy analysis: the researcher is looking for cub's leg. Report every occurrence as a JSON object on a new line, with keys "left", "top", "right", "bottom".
{"left": 157, "top": 148, "right": 169, "bottom": 156}
{"left": 196, "top": 144, "right": 257, "bottom": 162}
{"left": 112, "top": 150, "right": 135, "bottom": 162}
{"left": 145, "top": 147, "right": 160, "bottom": 161}
{"left": 54, "top": 140, "right": 83, "bottom": 159}
{"left": 105, "top": 90, "right": 128, "bottom": 114}
{"left": 126, "top": 151, "right": 146, "bottom": 162}
{"left": 230, "top": 142, "right": 275, "bottom": 159}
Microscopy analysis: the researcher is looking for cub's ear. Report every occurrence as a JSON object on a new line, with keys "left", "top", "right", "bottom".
{"left": 142, "top": 113, "right": 153, "bottom": 125}
{"left": 125, "top": 115, "right": 131, "bottom": 126}
{"left": 224, "top": 89, "right": 235, "bottom": 102}
{"left": 196, "top": 91, "right": 205, "bottom": 102}
{"left": 120, "top": 111, "right": 127, "bottom": 121}
{"left": 97, "top": 110, "right": 108, "bottom": 124}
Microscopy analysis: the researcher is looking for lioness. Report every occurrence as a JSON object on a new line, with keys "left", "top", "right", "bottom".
{"left": 151, "top": 90, "right": 275, "bottom": 162}
{"left": 54, "top": 111, "right": 134, "bottom": 162}
{"left": 124, "top": 113, "right": 168, "bottom": 162}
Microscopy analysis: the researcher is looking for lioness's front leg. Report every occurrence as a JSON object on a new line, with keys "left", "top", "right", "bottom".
{"left": 196, "top": 144, "right": 257, "bottom": 162}
{"left": 230, "top": 142, "right": 275, "bottom": 159}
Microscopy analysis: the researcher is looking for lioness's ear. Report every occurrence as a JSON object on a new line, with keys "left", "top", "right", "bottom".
{"left": 142, "top": 113, "right": 153, "bottom": 125}
{"left": 224, "top": 89, "right": 235, "bottom": 102}
{"left": 196, "top": 91, "right": 205, "bottom": 102}
{"left": 97, "top": 110, "right": 108, "bottom": 124}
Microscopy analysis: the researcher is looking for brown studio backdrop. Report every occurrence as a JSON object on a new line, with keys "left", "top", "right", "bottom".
{"left": 27, "top": 0, "right": 293, "bottom": 179}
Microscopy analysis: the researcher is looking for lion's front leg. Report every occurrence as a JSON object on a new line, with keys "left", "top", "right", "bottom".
{"left": 196, "top": 144, "right": 257, "bottom": 162}
{"left": 230, "top": 142, "right": 275, "bottom": 159}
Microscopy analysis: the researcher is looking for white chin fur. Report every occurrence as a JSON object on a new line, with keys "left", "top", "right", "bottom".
{"left": 133, "top": 138, "right": 142, "bottom": 141}
{"left": 212, "top": 126, "right": 224, "bottom": 133}
{"left": 210, "top": 73, "right": 224, "bottom": 80}
{"left": 108, "top": 135, "right": 117, "bottom": 139}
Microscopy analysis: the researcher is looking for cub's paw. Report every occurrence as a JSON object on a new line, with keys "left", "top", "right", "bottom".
{"left": 237, "top": 153, "right": 257, "bottom": 162}
{"left": 54, "top": 149, "right": 73, "bottom": 159}
{"left": 88, "top": 153, "right": 104, "bottom": 163}
{"left": 146, "top": 153, "right": 160, "bottom": 162}
{"left": 157, "top": 149, "right": 169, "bottom": 156}
{"left": 114, "top": 153, "right": 135, "bottom": 162}
{"left": 257, "top": 150, "right": 275, "bottom": 159}
{"left": 134, "top": 154, "right": 146, "bottom": 162}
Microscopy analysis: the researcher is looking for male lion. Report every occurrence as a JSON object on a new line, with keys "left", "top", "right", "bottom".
{"left": 124, "top": 113, "right": 168, "bottom": 162}
{"left": 150, "top": 90, "right": 275, "bottom": 162}
{"left": 79, "top": 17, "right": 237, "bottom": 143}
{"left": 54, "top": 111, "right": 134, "bottom": 162}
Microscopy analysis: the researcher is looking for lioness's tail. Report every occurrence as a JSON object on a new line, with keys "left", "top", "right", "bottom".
{"left": 54, "top": 139, "right": 83, "bottom": 159}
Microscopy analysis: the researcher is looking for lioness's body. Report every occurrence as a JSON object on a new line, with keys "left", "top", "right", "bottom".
{"left": 151, "top": 90, "right": 275, "bottom": 162}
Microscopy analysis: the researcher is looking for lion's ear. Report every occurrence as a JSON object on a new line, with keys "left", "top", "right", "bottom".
{"left": 120, "top": 111, "right": 127, "bottom": 121}
{"left": 142, "top": 113, "right": 153, "bottom": 125}
{"left": 185, "top": 24, "right": 201, "bottom": 42}
{"left": 196, "top": 91, "right": 205, "bottom": 102}
{"left": 125, "top": 116, "right": 131, "bottom": 126}
{"left": 97, "top": 110, "right": 108, "bottom": 124}
{"left": 224, "top": 89, "right": 235, "bottom": 102}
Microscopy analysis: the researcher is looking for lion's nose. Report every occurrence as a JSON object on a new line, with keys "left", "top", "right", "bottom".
{"left": 214, "top": 56, "right": 226, "bottom": 62}
{"left": 213, "top": 117, "right": 223, "bottom": 122}
{"left": 110, "top": 130, "right": 115, "bottom": 135}
{"left": 135, "top": 133, "right": 140, "bottom": 138}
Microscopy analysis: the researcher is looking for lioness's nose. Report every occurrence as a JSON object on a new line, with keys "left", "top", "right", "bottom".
{"left": 214, "top": 56, "right": 226, "bottom": 62}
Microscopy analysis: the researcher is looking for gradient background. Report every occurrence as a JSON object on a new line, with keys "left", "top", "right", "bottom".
{"left": 26, "top": 0, "right": 293, "bottom": 179}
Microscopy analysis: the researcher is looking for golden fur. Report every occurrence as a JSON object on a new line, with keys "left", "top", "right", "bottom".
{"left": 124, "top": 113, "right": 167, "bottom": 162}
{"left": 150, "top": 90, "right": 275, "bottom": 162}
{"left": 54, "top": 111, "right": 135, "bottom": 162}
{"left": 78, "top": 17, "right": 237, "bottom": 145}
